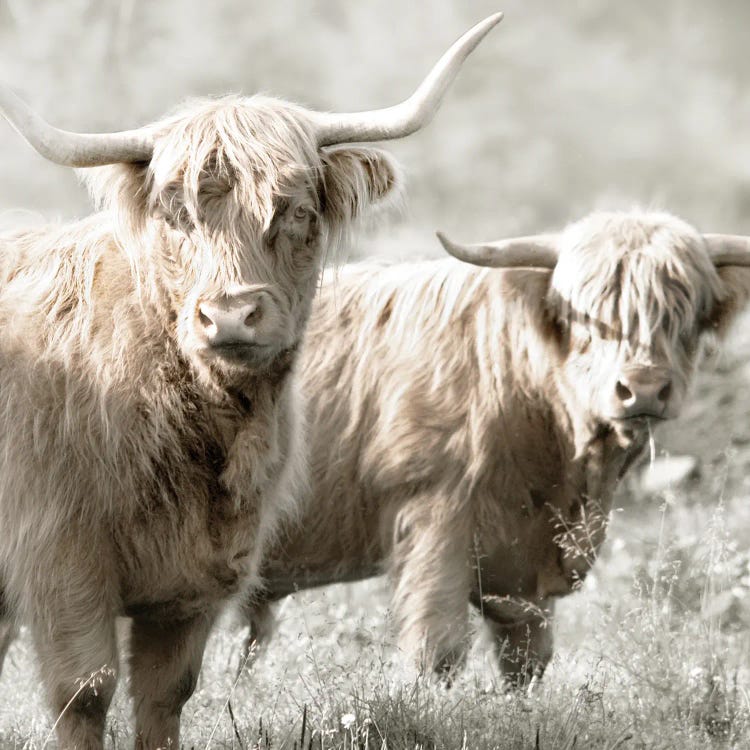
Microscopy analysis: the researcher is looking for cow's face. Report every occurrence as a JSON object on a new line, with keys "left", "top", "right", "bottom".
{"left": 3, "top": 15, "right": 501, "bottom": 391}
{"left": 438, "top": 210, "right": 750, "bottom": 442}
{"left": 548, "top": 212, "right": 725, "bottom": 435}
{"left": 90, "top": 98, "right": 398, "bottom": 388}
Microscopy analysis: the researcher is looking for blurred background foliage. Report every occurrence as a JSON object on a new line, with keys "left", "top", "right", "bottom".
{"left": 1, "top": 0, "right": 749, "bottom": 257}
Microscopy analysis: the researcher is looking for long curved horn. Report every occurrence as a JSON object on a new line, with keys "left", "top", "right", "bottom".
{"left": 312, "top": 12, "right": 503, "bottom": 147}
{"left": 0, "top": 85, "right": 153, "bottom": 167}
{"left": 703, "top": 234, "right": 750, "bottom": 267}
{"left": 436, "top": 231, "right": 559, "bottom": 269}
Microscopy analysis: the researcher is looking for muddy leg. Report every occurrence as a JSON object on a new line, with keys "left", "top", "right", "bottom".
{"left": 129, "top": 611, "right": 216, "bottom": 749}
{"left": 0, "top": 620, "right": 18, "bottom": 675}
{"left": 485, "top": 602, "right": 555, "bottom": 688}
{"left": 0, "top": 587, "right": 18, "bottom": 676}
{"left": 390, "top": 501, "right": 472, "bottom": 680}
{"left": 237, "top": 597, "right": 276, "bottom": 675}
{"left": 31, "top": 611, "right": 118, "bottom": 750}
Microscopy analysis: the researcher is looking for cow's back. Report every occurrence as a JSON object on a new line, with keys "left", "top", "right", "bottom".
{"left": 261, "top": 260, "right": 566, "bottom": 597}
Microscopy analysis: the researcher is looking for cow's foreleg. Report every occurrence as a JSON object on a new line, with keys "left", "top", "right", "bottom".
{"left": 390, "top": 501, "right": 472, "bottom": 680}
{"left": 0, "top": 585, "right": 18, "bottom": 677}
{"left": 0, "top": 620, "right": 18, "bottom": 676}
{"left": 30, "top": 609, "right": 118, "bottom": 750}
{"left": 484, "top": 601, "right": 555, "bottom": 688}
{"left": 237, "top": 597, "right": 276, "bottom": 675}
{"left": 129, "top": 611, "right": 215, "bottom": 749}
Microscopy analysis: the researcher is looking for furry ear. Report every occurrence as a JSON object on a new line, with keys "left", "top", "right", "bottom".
{"left": 79, "top": 163, "right": 149, "bottom": 214}
{"left": 78, "top": 163, "right": 155, "bottom": 242}
{"left": 81, "top": 163, "right": 195, "bottom": 234}
{"left": 709, "top": 267, "right": 750, "bottom": 337}
{"left": 320, "top": 146, "right": 401, "bottom": 226}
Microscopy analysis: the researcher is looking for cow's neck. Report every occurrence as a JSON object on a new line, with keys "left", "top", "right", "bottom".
{"left": 174, "top": 348, "right": 296, "bottom": 439}
{"left": 487, "top": 312, "right": 648, "bottom": 599}
{"left": 529, "top": 391, "right": 647, "bottom": 596}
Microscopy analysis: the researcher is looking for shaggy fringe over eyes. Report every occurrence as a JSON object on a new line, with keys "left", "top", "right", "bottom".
{"left": 550, "top": 212, "right": 724, "bottom": 353}
{"left": 81, "top": 96, "right": 400, "bottom": 287}
{"left": 158, "top": 96, "right": 322, "bottom": 237}
{"left": 80, "top": 96, "right": 322, "bottom": 258}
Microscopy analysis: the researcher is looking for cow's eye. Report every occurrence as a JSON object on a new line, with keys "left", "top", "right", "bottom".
{"left": 697, "top": 315, "right": 715, "bottom": 333}
{"left": 293, "top": 205, "right": 310, "bottom": 221}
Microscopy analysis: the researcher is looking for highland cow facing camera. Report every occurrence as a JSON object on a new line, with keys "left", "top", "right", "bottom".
{"left": 0, "top": 13, "right": 503, "bottom": 748}
{"left": 243, "top": 210, "right": 750, "bottom": 684}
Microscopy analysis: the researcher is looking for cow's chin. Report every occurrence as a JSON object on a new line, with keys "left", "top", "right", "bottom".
{"left": 603, "top": 413, "right": 675, "bottom": 447}
{"left": 201, "top": 343, "right": 277, "bottom": 369}
{"left": 188, "top": 341, "right": 295, "bottom": 394}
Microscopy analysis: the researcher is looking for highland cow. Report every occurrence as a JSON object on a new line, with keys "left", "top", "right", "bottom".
{"left": 0, "top": 13, "right": 502, "bottom": 748}
{"left": 243, "top": 210, "right": 750, "bottom": 684}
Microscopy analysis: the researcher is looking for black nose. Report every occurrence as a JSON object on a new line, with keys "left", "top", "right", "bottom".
{"left": 615, "top": 368, "right": 672, "bottom": 418}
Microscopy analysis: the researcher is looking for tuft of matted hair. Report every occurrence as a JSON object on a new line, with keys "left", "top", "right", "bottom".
{"left": 550, "top": 211, "right": 724, "bottom": 350}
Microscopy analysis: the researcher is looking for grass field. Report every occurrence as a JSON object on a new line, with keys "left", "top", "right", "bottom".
{"left": 3, "top": 486, "right": 750, "bottom": 748}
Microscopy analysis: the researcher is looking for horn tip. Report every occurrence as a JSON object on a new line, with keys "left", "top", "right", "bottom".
{"left": 435, "top": 230, "right": 450, "bottom": 247}
{"left": 471, "top": 12, "right": 504, "bottom": 39}
{"left": 435, "top": 230, "right": 459, "bottom": 256}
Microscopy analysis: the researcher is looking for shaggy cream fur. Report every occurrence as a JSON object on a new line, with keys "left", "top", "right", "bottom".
{"left": 0, "top": 94, "right": 399, "bottom": 748}
{"left": 246, "top": 210, "right": 750, "bottom": 684}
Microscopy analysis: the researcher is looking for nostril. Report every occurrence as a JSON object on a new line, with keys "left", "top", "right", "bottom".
{"left": 243, "top": 305, "right": 261, "bottom": 327}
{"left": 658, "top": 382, "right": 672, "bottom": 402}
{"left": 198, "top": 308, "right": 214, "bottom": 329}
{"left": 615, "top": 381, "right": 633, "bottom": 403}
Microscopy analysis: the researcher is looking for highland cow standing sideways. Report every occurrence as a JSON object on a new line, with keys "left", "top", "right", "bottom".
{"left": 0, "top": 14, "right": 503, "bottom": 748}
{"left": 244, "top": 210, "right": 750, "bottom": 684}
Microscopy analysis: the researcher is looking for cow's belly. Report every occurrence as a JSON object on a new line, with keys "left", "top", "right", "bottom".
{"left": 258, "top": 486, "right": 389, "bottom": 600}
{"left": 262, "top": 560, "right": 381, "bottom": 601}
{"left": 260, "top": 527, "right": 384, "bottom": 601}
